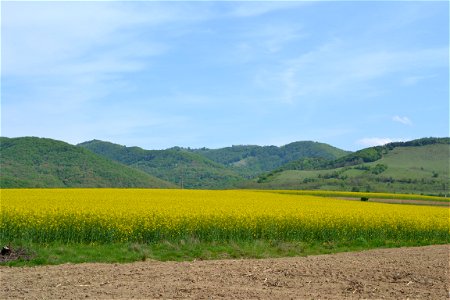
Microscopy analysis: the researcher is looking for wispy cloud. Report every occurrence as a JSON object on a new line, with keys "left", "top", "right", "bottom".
{"left": 2, "top": 2, "right": 185, "bottom": 78}
{"left": 240, "top": 23, "right": 307, "bottom": 55}
{"left": 255, "top": 38, "right": 448, "bottom": 104}
{"left": 2, "top": 1, "right": 225, "bottom": 81}
{"left": 2, "top": 2, "right": 174, "bottom": 119}
{"left": 392, "top": 115, "right": 413, "bottom": 126}
{"left": 2, "top": 1, "right": 212, "bottom": 141}
{"left": 2, "top": 1, "right": 448, "bottom": 150}
{"left": 401, "top": 74, "right": 436, "bottom": 86}
{"left": 228, "top": 2, "right": 309, "bottom": 18}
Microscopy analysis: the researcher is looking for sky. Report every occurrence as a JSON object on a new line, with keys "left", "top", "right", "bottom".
{"left": 1, "top": 1, "right": 449, "bottom": 151}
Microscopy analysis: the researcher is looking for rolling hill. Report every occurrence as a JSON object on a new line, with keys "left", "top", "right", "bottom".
{"left": 0, "top": 137, "right": 175, "bottom": 188}
{"left": 2, "top": 136, "right": 448, "bottom": 194}
{"left": 250, "top": 138, "right": 450, "bottom": 196}
{"left": 78, "top": 140, "right": 350, "bottom": 188}
{"left": 77, "top": 140, "right": 243, "bottom": 189}
{"left": 189, "top": 141, "right": 350, "bottom": 178}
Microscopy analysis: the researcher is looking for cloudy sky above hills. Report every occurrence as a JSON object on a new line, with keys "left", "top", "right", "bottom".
{"left": 2, "top": 1, "right": 448, "bottom": 150}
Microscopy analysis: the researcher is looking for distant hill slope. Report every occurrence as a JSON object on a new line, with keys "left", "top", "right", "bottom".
{"left": 78, "top": 140, "right": 243, "bottom": 189}
{"left": 250, "top": 138, "right": 450, "bottom": 196}
{"left": 189, "top": 141, "right": 350, "bottom": 177}
{"left": 0, "top": 137, "right": 175, "bottom": 188}
{"left": 5, "top": 136, "right": 446, "bottom": 194}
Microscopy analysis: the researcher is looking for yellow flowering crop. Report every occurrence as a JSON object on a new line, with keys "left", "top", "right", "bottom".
{"left": 1, "top": 189, "right": 449, "bottom": 244}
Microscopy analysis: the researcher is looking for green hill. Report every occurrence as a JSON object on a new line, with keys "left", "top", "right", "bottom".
{"left": 189, "top": 141, "right": 350, "bottom": 178}
{"left": 0, "top": 137, "right": 175, "bottom": 188}
{"left": 78, "top": 140, "right": 243, "bottom": 189}
{"left": 250, "top": 138, "right": 450, "bottom": 196}
{"left": 78, "top": 140, "right": 349, "bottom": 188}
{"left": 4, "top": 136, "right": 446, "bottom": 194}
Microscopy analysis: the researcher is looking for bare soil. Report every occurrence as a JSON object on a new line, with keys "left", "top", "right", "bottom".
{"left": 1, "top": 245, "right": 449, "bottom": 299}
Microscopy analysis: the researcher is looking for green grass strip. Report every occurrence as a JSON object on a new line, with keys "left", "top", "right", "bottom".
{"left": 1, "top": 239, "right": 448, "bottom": 267}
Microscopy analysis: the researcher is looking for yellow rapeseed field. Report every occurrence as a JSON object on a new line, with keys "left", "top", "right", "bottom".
{"left": 1, "top": 189, "right": 449, "bottom": 244}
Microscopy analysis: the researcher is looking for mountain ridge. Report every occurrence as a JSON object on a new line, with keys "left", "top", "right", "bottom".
{"left": 77, "top": 139, "right": 243, "bottom": 189}
{"left": 0, "top": 137, "right": 175, "bottom": 188}
{"left": 78, "top": 139, "right": 349, "bottom": 188}
{"left": 2, "top": 136, "right": 448, "bottom": 195}
{"left": 187, "top": 141, "right": 350, "bottom": 177}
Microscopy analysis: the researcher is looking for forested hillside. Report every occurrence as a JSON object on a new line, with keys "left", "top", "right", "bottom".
{"left": 0, "top": 137, "right": 175, "bottom": 188}
{"left": 78, "top": 140, "right": 242, "bottom": 189}
{"left": 189, "top": 141, "right": 350, "bottom": 177}
{"left": 78, "top": 139, "right": 350, "bottom": 188}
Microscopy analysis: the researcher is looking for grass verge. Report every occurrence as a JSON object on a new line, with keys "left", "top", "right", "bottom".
{"left": 1, "top": 239, "right": 446, "bottom": 267}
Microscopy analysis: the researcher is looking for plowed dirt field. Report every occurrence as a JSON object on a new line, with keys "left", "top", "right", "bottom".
{"left": 1, "top": 244, "right": 449, "bottom": 299}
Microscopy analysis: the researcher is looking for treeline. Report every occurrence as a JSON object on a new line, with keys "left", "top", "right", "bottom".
{"left": 385, "top": 137, "right": 450, "bottom": 149}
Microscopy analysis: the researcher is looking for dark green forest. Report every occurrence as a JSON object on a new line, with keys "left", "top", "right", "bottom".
{"left": 188, "top": 141, "right": 350, "bottom": 177}
{"left": 0, "top": 137, "right": 175, "bottom": 188}
{"left": 78, "top": 140, "right": 347, "bottom": 188}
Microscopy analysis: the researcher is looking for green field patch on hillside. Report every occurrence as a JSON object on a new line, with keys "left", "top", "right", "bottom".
{"left": 252, "top": 141, "right": 449, "bottom": 196}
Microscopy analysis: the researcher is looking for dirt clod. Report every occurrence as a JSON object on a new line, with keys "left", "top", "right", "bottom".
{"left": 0, "top": 247, "right": 34, "bottom": 263}
{"left": 1, "top": 246, "right": 11, "bottom": 256}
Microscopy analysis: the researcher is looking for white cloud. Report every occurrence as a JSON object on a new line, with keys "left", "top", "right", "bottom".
{"left": 1, "top": 2, "right": 212, "bottom": 130}
{"left": 255, "top": 37, "right": 448, "bottom": 104}
{"left": 2, "top": 2, "right": 179, "bottom": 77}
{"left": 401, "top": 74, "right": 436, "bottom": 86}
{"left": 1, "top": 1, "right": 203, "bottom": 143}
{"left": 229, "top": 2, "right": 308, "bottom": 18}
{"left": 392, "top": 115, "right": 413, "bottom": 126}
{"left": 356, "top": 137, "right": 407, "bottom": 148}
{"left": 240, "top": 23, "right": 307, "bottom": 57}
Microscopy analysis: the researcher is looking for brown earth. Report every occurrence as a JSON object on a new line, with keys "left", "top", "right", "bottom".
{"left": 1, "top": 244, "right": 449, "bottom": 299}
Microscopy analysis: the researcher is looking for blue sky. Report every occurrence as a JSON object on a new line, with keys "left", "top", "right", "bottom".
{"left": 1, "top": 1, "right": 448, "bottom": 151}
